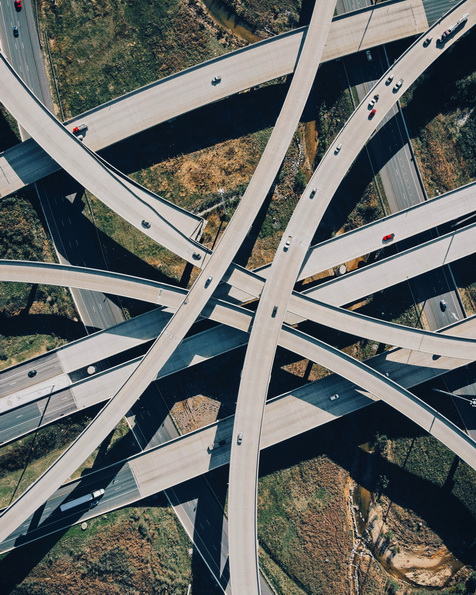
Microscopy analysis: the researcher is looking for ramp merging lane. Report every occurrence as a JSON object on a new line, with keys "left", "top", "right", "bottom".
{"left": 1, "top": 315, "right": 475, "bottom": 554}
{"left": 0, "top": 0, "right": 337, "bottom": 545}
{"left": 1, "top": 223, "right": 476, "bottom": 432}
{"left": 0, "top": 54, "right": 205, "bottom": 265}
{"left": 0, "top": 1, "right": 475, "bottom": 583}
{"left": 0, "top": 0, "right": 429, "bottom": 200}
{"left": 228, "top": 2, "right": 476, "bottom": 590}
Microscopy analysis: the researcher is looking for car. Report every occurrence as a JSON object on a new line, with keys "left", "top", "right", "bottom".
{"left": 367, "top": 96, "right": 379, "bottom": 109}
{"left": 334, "top": 143, "right": 342, "bottom": 155}
{"left": 192, "top": 252, "right": 202, "bottom": 260}
{"left": 141, "top": 220, "right": 151, "bottom": 229}
{"left": 72, "top": 123, "right": 88, "bottom": 134}
{"left": 423, "top": 36, "right": 432, "bottom": 47}
{"left": 13, "top": 26, "right": 19, "bottom": 37}
{"left": 284, "top": 237, "right": 292, "bottom": 251}
{"left": 14, "top": 0, "right": 22, "bottom": 11}
{"left": 271, "top": 305, "right": 278, "bottom": 318}
{"left": 205, "top": 275, "right": 213, "bottom": 287}
{"left": 393, "top": 79, "right": 404, "bottom": 92}
{"left": 211, "top": 75, "right": 222, "bottom": 85}
{"left": 440, "top": 299, "right": 447, "bottom": 312}
{"left": 329, "top": 394, "right": 339, "bottom": 401}
{"left": 385, "top": 73, "right": 394, "bottom": 85}
{"left": 237, "top": 432, "right": 243, "bottom": 445}
{"left": 208, "top": 444, "right": 214, "bottom": 452}
{"left": 309, "top": 188, "right": 316, "bottom": 198}
{"left": 368, "top": 108, "right": 376, "bottom": 119}
{"left": 382, "top": 233, "right": 395, "bottom": 241}
{"left": 366, "top": 50, "right": 372, "bottom": 61}
{"left": 28, "top": 369, "right": 37, "bottom": 378}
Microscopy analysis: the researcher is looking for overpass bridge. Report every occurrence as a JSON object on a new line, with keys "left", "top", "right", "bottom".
{"left": 0, "top": 0, "right": 475, "bottom": 589}
{"left": 0, "top": 0, "right": 428, "bottom": 201}
{"left": 0, "top": 314, "right": 474, "bottom": 554}
{"left": 1, "top": 217, "right": 476, "bottom": 446}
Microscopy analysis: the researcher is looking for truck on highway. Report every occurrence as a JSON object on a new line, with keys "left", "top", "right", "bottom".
{"left": 59, "top": 488, "right": 105, "bottom": 512}
{"left": 72, "top": 123, "right": 88, "bottom": 140}
{"left": 437, "top": 13, "right": 469, "bottom": 43}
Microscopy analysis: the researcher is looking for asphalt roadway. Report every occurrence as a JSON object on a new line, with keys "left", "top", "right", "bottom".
{"left": 227, "top": 4, "right": 476, "bottom": 590}
{"left": 0, "top": 0, "right": 338, "bottom": 550}
{"left": 1, "top": 314, "right": 474, "bottom": 554}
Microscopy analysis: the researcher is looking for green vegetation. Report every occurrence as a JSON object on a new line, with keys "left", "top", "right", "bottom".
{"left": 400, "top": 29, "right": 476, "bottom": 196}
{"left": 0, "top": 500, "right": 199, "bottom": 594}
{"left": 258, "top": 452, "right": 352, "bottom": 594}
{"left": 0, "top": 192, "right": 81, "bottom": 368}
{"left": 219, "top": 0, "right": 302, "bottom": 35}
{"left": 39, "top": 0, "right": 236, "bottom": 118}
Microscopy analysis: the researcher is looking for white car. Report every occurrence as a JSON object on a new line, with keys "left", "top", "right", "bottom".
{"left": 329, "top": 394, "right": 339, "bottom": 401}
{"left": 393, "top": 79, "right": 404, "bottom": 92}
{"left": 368, "top": 94, "right": 379, "bottom": 109}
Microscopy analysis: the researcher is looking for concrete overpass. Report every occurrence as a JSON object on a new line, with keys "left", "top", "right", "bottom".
{"left": 0, "top": 0, "right": 336, "bottom": 544}
{"left": 0, "top": 54, "right": 207, "bottom": 266}
{"left": 227, "top": 2, "right": 476, "bottom": 590}
{"left": 1, "top": 314, "right": 474, "bottom": 553}
{"left": 0, "top": 2, "right": 476, "bottom": 588}
{"left": 1, "top": 219, "right": 476, "bottom": 441}
{"left": 0, "top": 0, "right": 429, "bottom": 200}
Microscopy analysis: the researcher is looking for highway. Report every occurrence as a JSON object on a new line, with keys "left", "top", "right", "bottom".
{"left": 0, "top": 53, "right": 206, "bottom": 266}
{"left": 3, "top": 255, "right": 476, "bottom": 445}
{"left": 0, "top": 0, "right": 429, "bottom": 200}
{"left": 0, "top": 0, "right": 336, "bottom": 546}
{"left": 227, "top": 3, "right": 476, "bottom": 590}
{"left": 1, "top": 221, "right": 476, "bottom": 429}
{"left": 0, "top": 1, "right": 474, "bottom": 587}
{"left": 1, "top": 179, "right": 474, "bottom": 408}
{"left": 1, "top": 314, "right": 474, "bottom": 554}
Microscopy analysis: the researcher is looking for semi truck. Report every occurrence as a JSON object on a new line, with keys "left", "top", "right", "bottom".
{"left": 437, "top": 13, "right": 469, "bottom": 43}
{"left": 59, "top": 488, "right": 105, "bottom": 512}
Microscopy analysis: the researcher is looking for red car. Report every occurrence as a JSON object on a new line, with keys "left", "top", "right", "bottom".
{"left": 382, "top": 233, "right": 395, "bottom": 241}
{"left": 14, "top": 0, "right": 22, "bottom": 11}
{"left": 368, "top": 108, "right": 376, "bottom": 119}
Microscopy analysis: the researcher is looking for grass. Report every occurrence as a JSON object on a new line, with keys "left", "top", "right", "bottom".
{"left": 0, "top": 192, "right": 81, "bottom": 368}
{"left": 0, "top": 106, "right": 20, "bottom": 151}
{"left": 258, "top": 449, "right": 352, "bottom": 594}
{"left": 398, "top": 29, "right": 476, "bottom": 197}
{"left": 0, "top": 499, "right": 198, "bottom": 594}
{"left": 218, "top": 0, "right": 302, "bottom": 35}
{"left": 38, "top": 0, "right": 238, "bottom": 119}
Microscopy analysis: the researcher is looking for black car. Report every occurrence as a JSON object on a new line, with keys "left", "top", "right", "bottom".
{"left": 13, "top": 26, "right": 19, "bottom": 37}
{"left": 439, "top": 300, "right": 447, "bottom": 312}
{"left": 28, "top": 369, "right": 37, "bottom": 378}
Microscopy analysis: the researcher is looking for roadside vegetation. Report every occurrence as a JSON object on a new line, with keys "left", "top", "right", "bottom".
{"left": 0, "top": 192, "right": 81, "bottom": 369}
{"left": 398, "top": 30, "right": 476, "bottom": 197}
{"left": 217, "top": 0, "right": 302, "bottom": 35}
{"left": 0, "top": 498, "right": 217, "bottom": 594}
{"left": 254, "top": 403, "right": 476, "bottom": 594}
{"left": 0, "top": 106, "right": 20, "bottom": 151}
{"left": 38, "top": 0, "right": 241, "bottom": 118}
